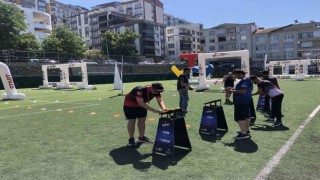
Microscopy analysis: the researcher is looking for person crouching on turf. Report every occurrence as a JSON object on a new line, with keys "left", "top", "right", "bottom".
{"left": 123, "top": 82, "right": 167, "bottom": 147}
{"left": 223, "top": 71, "right": 236, "bottom": 104}
{"left": 249, "top": 75, "right": 284, "bottom": 127}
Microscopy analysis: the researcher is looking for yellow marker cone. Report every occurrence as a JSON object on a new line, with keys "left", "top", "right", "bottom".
{"left": 68, "top": 110, "right": 74, "bottom": 113}
{"left": 113, "top": 114, "right": 120, "bottom": 118}
{"left": 41, "top": 108, "right": 46, "bottom": 111}
{"left": 90, "top": 112, "right": 96, "bottom": 115}
{"left": 56, "top": 109, "right": 62, "bottom": 111}
{"left": 186, "top": 123, "right": 191, "bottom": 128}
{"left": 27, "top": 107, "right": 32, "bottom": 109}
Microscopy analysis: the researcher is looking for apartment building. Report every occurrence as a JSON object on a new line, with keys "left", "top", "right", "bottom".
{"left": 66, "top": 0, "right": 166, "bottom": 57}
{"left": 50, "top": 0, "right": 87, "bottom": 28}
{"left": 4, "top": 0, "right": 52, "bottom": 43}
{"left": 163, "top": 13, "right": 190, "bottom": 26}
{"left": 252, "top": 22, "right": 320, "bottom": 67}
{"left": 202, "top": 23, "right": 258, "bottom": 56}
{"left": 166, "top": 23, "right": 202, "bottom": 62}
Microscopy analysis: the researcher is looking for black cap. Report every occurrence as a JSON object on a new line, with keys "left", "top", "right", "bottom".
{"left": 233, "top": 69, "right": 246, "bottom": 75}
{"left": 151, "top": 82, "right": 164, "bottom": 92}
{"left": 249, "top": 75, "right": 258, "bottom": 80}
{"left": 183, "top": 67, "right": 191, "bottom": 72}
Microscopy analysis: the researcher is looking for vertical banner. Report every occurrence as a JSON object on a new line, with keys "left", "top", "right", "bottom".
{"left": 256, "top": 94, "right": 266, "bottom": 112}
{"left": 153, "top": 117, "right": 174, "bottom": 156}
{"left": 199, "top": 106, "right": 217, "bottom": 135}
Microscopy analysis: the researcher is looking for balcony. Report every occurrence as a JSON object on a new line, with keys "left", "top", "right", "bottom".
{"left": 34, "top": 23, "right": 51, "bottom": 31}
{"left": 179, "top": 32, "right": 192, "bottom": 36}
{"left": 180, "top": 40, "right": 192, "bottom": 44}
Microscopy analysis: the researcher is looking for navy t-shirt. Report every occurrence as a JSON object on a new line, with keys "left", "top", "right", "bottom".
{"left": 233, "top": 78, "right": 253, "bottom": 105}
{"left": 177, "top": 74, "right": 189, "bottom": 90}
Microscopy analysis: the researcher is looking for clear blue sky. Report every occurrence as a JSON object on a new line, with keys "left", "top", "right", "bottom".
{"left": 57, "top": 0, "right": 320, "bottom": 29}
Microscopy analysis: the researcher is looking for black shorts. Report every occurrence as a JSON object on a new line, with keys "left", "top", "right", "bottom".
{"left": 123, "top": 106, "right": 147, "bottom": 120}
{"left": 234, "top": 104, "right": 251, "bottom": 122}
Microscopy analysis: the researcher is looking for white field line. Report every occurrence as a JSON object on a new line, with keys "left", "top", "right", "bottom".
{"left": 0, "top": 103, "right": 100, "bottom": 119}
{"left": 255, "top": 105, "right": 320, "bottom": 180}
{"left": 0, "top": 99, "right": 100, "bottom": 110}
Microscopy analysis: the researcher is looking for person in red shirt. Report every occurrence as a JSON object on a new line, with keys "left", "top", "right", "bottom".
{"left": 123, "top": 82, "right": 167, "bottom": 147}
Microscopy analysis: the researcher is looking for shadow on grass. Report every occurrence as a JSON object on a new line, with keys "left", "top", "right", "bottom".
{"left": 109, "top": 146, "right": 190, "bottom": 170}
{"left": 151, "top": 148, "right": 191, "bottom": 170}
{"left": 200, "top": 130, "right": 228, "bottom": 143}
{"left": 109, "top": 146, "right": 152, "bottom": 170}
{"left": 223, "top": 139, "right": 258, "bottom": 153}
{"left": 250, "top": 124, "right": 290, "bottom": 131}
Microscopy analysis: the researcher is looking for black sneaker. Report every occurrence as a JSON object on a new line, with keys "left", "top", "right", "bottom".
{"left": 233, "top": 133, "right": 250, "bottom": 139}
{"left": 272, "top": 121, "right": 283, "bottom": 127}
{"left": 264, "top": 118, "right": 274, "bottom": 123}
{"left": 127, "top": 138, "right": 135, "bottom": 147}
{"left": 137, "top": 136, "right": 153, "bottom": 144}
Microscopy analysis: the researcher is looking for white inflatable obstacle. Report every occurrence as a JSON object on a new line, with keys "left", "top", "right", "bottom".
{"left": 0, "top": 62, "right": 26, "bottom": 100}
{"left": 266, "top": 59, "right": 318, "bottom": 80}
{"left": 39, "top": 63, "right": 93, "bottom": 89}
{"left": 180, "top": 50, "right": 249, "bottom": 91}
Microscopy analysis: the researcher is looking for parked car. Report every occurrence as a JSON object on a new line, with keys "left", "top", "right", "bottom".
{"left": 103, "top": 59, "right": 121, "bottom": 64}
{"left": 69, "top": 60, "right": 98, "bottom": 64}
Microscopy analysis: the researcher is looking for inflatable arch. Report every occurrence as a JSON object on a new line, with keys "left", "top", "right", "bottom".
{"left": 0, "top": 62, "right": 26, "bottom": 100}
{"left": 179, "top": 50, "right": 250, "bottom": 91}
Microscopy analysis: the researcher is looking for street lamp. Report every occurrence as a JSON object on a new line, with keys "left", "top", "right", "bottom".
{"left": 105, "top": 36, "right": 110, "bottom": 60}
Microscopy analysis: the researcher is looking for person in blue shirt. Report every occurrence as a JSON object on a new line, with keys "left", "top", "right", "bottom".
{"left": 226, "top": 69, "right": 253, "bottom": 139}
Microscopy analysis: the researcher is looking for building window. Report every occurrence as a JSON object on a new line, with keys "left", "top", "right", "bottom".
{"left": 256, "top": 45, "right": 266, "bottom": 51}
{"left": 269, "top": 44, "right": 279, "bottom": 50}
{"left": 300, "top": 41, "right": 313, "bottom": 48}
{"left": 209, "top": 31, "right": 214, "bottom": 36}
{"left": 285, "top": 51, "right": 294, "bottom": 59}
{"left": 168, "top": 37, "right": 174, "bottom": 41}
{"left": 134, "top": 3, "right": 142, "bottom": 8}
{"left": 229, "top": 36, "right": 236, "bottom": 41}
{"left": 217, "top": 29, "right": 225, "bottom": 35}
{"left": 284, "top": 42, "right": 294, "bottom": 49}
{"left": 218, "top": 36, "right": 226, "bottom": 42}
{"left": 298, "top": 32, "right": 313, "bottom": 39}
{"left": 270, "top": 35, "right": 279, "bottom": 42}
{"left": 256, "top": 53, "right": 266, "bottom": 59}
{"left": 168, "top": 44, "right": 174, "bottom": 48}
{"left": 284, "top": 33, "right": 294, "bottom": 40}
{"left": 240, "top": 27, "right": 247, "bottom": 32}
{"left": 270, "top": 52, "right": 280, "bottom": 59}
{"left": 219, "top": 44, "right": 225, "bottom": 50}
{"left": 192, "top": 30, "right": 195, "bottom": 35}
{"left": 240, "top": 43, "right": 247, "bottom": 49}
{"left": 227, "top": 28, "right": 236, "bottom": 33}
{"left": 209, "top": 38, "right": 215, "bottom": 43}
{"left": 135, "top": 9, "right": 143, "bottom": 15}
{"left": 240, "top": 36, "right": 246, "bottom": 40}
{"left": 169, "top": 51, "right": 175, "bottom": 55}
{"left": 167, "top": 29, "right": 174, "bottom": 34}
{"left": 209, "top": 46, "right": 215, "bottom": 51}
{"left": 256, "top": 36, "right": 266, "bottom": 43}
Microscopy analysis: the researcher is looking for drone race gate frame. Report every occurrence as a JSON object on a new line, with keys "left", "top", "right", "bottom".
{"left": 39, "top": 63, "right": 93, "bottom": 89}
{"left": 266, "top": 59, "right": 320, "bottom": 80}
{"left": 0, "top": 62, "right": 26, "bottom": 100}
{"left": 179, "top": 50, "right": 250, "bottom": 91}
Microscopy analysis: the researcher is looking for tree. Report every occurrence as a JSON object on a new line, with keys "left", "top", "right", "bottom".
{"left": 101, "top": 29, "right": 140, "bottom": 58}
{"left": 42, "top": 25, "right": 88, "bottom": 59}
{"left": 16, "top": 33, "right": 41, "bottom": 51}
{"left": 83, "top": 49, "right": 106, "bottom": 60}
{"left": 0, "top": 1, "right": 27, "bottom": 50}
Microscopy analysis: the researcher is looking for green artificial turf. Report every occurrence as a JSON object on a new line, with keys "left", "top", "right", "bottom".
{"left": 0, "top": 79, "right": 319, "bottom": 179}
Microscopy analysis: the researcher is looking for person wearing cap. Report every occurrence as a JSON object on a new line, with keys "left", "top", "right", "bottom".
{"left": 261, "top": 70, "right": 280, "bottom": 116}
{"left": 226, "top": 69, "right": 253, "bottom": 139}
{"left": 223, "top": 72, "right": 236, "bottom": 104}
{"left": 177, "top": 67, "right": 193, "bottom": 115}
{"left": 249, "top": 75, "right": 284, "bottom": 127}
{"left": 123, "top": 82, "right": 167, "bottom": 147}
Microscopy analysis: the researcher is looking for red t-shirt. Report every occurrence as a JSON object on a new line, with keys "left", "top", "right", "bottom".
{"left": 124, "top": 85, "right": 161, "bottom": 107}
